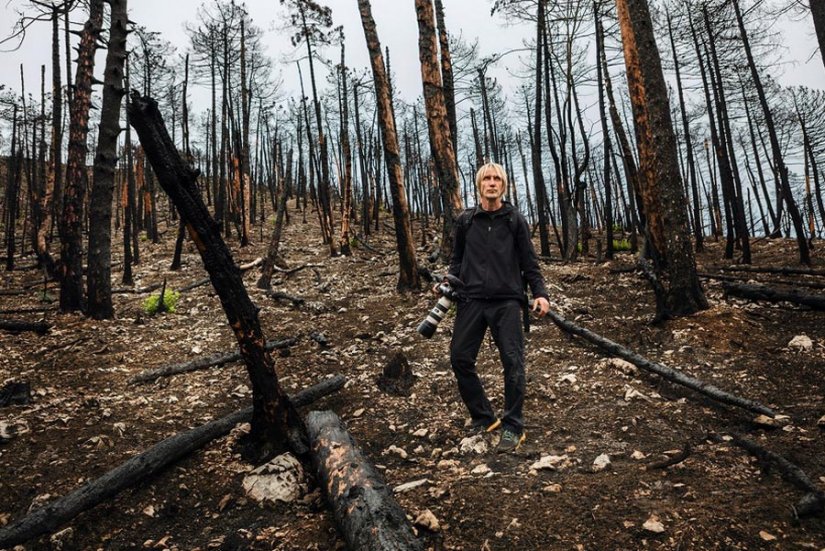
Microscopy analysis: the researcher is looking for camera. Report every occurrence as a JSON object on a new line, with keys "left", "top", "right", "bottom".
{"left": 418, "top": 275, "right": 464, "bottom": 338}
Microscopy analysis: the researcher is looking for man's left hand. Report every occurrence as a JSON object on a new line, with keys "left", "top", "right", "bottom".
{"left": 532, "top": 297, "right": 550, "bottom": 318}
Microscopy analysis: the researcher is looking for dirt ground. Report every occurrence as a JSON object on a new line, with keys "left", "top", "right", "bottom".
{"left": 1, "top": 212, "right": 824, "bottom": 551}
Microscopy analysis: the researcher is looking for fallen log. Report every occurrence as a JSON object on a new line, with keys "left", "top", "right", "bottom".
{"left": 0, "top": 319, "right": 51, "bottom": 335}
{"left": 129, "top": 337, "right": 299, "bottom": 384}
{"left": 546, "top": 310, "right": 776, "bottom": 417}
{"left": 0, "top": 306, "right": 57, "bottom": 315}
{"left": 710, "top": 432, "right": 825, "bottom": 518}
{"left": 698, "top": 272, "right": 825, "bottom": 291}
{"left": 722, "top": 282, "right": 825, "bottom": 311}
{"left": 111, "top": 282, "right": 164, "bottom": 295}
{"left": 0, "top": 375, "right": 346, "bottom": 548}
{"left": 719, "top": 265, "right": 825, "bottom": 277}
{"left": 177, "top": 260, "right": 262, "bottom": 294}
{"left": 269, "top": 291, "right": 305, "bottom": 307}
{"left": 306, "top": 410, "right": 423, "bottom": 551}
{"left": 272, "top": 262, "right": 324, "bottom": 276}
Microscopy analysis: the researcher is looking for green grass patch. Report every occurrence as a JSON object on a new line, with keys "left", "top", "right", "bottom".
{"left": 143, "top": 289, "right": 180, "bottom": 315}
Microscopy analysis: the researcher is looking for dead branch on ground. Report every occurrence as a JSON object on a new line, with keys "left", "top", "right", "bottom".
{"left": 129, "top": 337, "right": 299, "bottom": 384}
{"left": 722, "top": 282, "right": 825, "bottom": 311}
{"left": 546, "top": 310, "right": 777, "bottom": 417}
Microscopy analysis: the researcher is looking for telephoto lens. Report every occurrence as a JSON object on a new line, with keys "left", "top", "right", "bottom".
{"left": 417, "top": 294, "right": 453, "bottom": 338}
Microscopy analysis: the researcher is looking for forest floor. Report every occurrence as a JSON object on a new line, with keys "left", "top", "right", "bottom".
{"left": 1, "top": 211, "right": 824, "bottom": 551}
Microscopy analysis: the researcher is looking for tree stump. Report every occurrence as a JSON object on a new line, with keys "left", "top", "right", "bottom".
{"left": 377, "top": 352, "right": 416, "bottom": 396}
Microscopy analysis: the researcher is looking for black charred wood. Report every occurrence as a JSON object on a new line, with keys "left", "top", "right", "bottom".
{"left": 306, "top": 410, "right": 423, "bottom": 551}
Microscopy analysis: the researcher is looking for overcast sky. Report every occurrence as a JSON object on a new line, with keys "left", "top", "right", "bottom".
{"left": 0, "top": 0, "right": 823, "bottom": 112}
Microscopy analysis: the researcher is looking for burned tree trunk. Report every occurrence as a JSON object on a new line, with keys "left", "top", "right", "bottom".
{"left": 357, "top": 0, "right": 420, "bottom": 291}
{"left": 616, "top": 0, "right": 707, "bottom": 320}
{"left": 87, "top": 0, "right": 128, "bottom": 320}
{"left": 415, "top": 0, "right": 463, "bottom": 261}
{"left": 59, "top": 0, "right": 104, "bottom": 312}
{"left": 128, "top": 93, "right": 307, "bottom": 456}
{"left": 307, "top": 410, "right": 423, "bottom": 551}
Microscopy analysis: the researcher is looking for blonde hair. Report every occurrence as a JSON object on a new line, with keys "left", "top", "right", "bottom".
{"left": 475, "top": 162, "right": 508, "bottom": 191}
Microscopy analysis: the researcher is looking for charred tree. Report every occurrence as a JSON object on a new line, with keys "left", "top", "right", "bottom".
{"left": 128, "top": 93, "right": 307, "bottom": 457}
{"left": 58, "top": 0, "right": 104, "bottom": 312}
{"left": 358, "top": 0, "right": 420, "bottom": 291}
{"left": 616, "top": 0, "right": 707, "bottom": 320}
{"left": 414, "top": 0, "right": 463, "bottom": 261}
{"left": 87, "top": 0, "right": 128, "bottom": 319}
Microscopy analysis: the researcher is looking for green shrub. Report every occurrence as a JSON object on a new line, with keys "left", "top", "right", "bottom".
{"left": 612, "top": 238, "right": 632, "bottom": 252}
{"left": 143, "top": 289, "right": 180, "bottom": 315}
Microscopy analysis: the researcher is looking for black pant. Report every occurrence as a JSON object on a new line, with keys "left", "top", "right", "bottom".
{"left": 449, "top": 299, "right": 525, "bottom": 434}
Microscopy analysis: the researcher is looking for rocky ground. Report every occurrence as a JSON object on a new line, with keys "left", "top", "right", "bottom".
{"left": 1, "top": 212, "right": 824, "bottom": 550}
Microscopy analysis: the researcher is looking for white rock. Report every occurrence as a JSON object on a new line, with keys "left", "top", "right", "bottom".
{"left": 543, "top": 483, "right": 562, "bottom": 493}
{"left": 242, "top": 453, "right": 306, "bottom": 505}
{"left": 642, "top": 514, "right": 665, "bottom": 533}
{"left": 414, "top": 509, "right": 440, "bottom": 531}
{"left": 385, "top": 445, "right": 408, "bottom": 459}
{"left": 753, "top": 414, "right": 791, "bottom": 428}
{"left": 592, "top": 454, "right": 611, "bottom": 472}
{"left": 759, "top": 531, "right": 777, "bottom": 542}
{"left": 559, "top": 374, "right": 578, "bottom": 384}
{"left": 191, "top": 345, "right": 202, "bottom": 354}
{"left": 788, "top": 335, "right": 813, "bottom": 352}
{"left": 631, "top": 450, "right": 646, "bottom": 460}
{"left": 472, "top": 464, "right": 491, "bottom": 475}
{"left": 394, "top": 479, "right": 430, "bottom": 494}
{"left": 530, "top": 454, "right": 572, "bottom": 471}
{"left": 818, "top": 415, "right": 825, "bottom": 427}
{"left": 459, "top": 434, "right": 489, "bottom": 455}
{"left": 602, "top": 358, "right": 638, "bottom": 375}
{"left": 412, "top": 428, "right": 428, "bottom": 437}
{"left": 49, "top": 527, "right": 75, "bottom": 550}
{"left": 623, "top": 385, "right": 649, "bottom": 402}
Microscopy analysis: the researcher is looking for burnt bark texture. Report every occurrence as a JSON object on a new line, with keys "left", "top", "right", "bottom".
{"left": 306, "top": 410, "right": 423, "bottom": 551}
{"left": 87, "top": 0, "right": 128, "bottom": 320}
{"left": 59, "top": 0, "right": 104, "bottom": 312}
{"left": 127, "top": 93, "right": 307, "bottom": 456}
{"left": 616, "top": 0, "right": 707, "bottom": 320}
{"left": 414, "top": 0, "right": 463, "bottom": 261}
{"left": 358, "top": 0, "right": 420, "bottom": 291}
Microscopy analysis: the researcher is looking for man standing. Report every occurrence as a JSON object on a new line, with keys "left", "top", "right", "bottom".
{"left": 443, "top": 162, "right": 550, "bottom": 453}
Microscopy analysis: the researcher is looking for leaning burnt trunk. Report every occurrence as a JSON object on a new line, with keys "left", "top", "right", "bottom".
{"left": 127, "top": 93, "right": 307, "bottom": 456}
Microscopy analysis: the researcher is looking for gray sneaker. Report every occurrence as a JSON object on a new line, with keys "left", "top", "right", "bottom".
{"left": 496, "top": 429, "right": 526, "bottom": 453}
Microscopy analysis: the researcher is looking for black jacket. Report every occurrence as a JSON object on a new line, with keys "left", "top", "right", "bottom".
{"left": 448, "top": 202, "right": 548, "bottom": 303}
